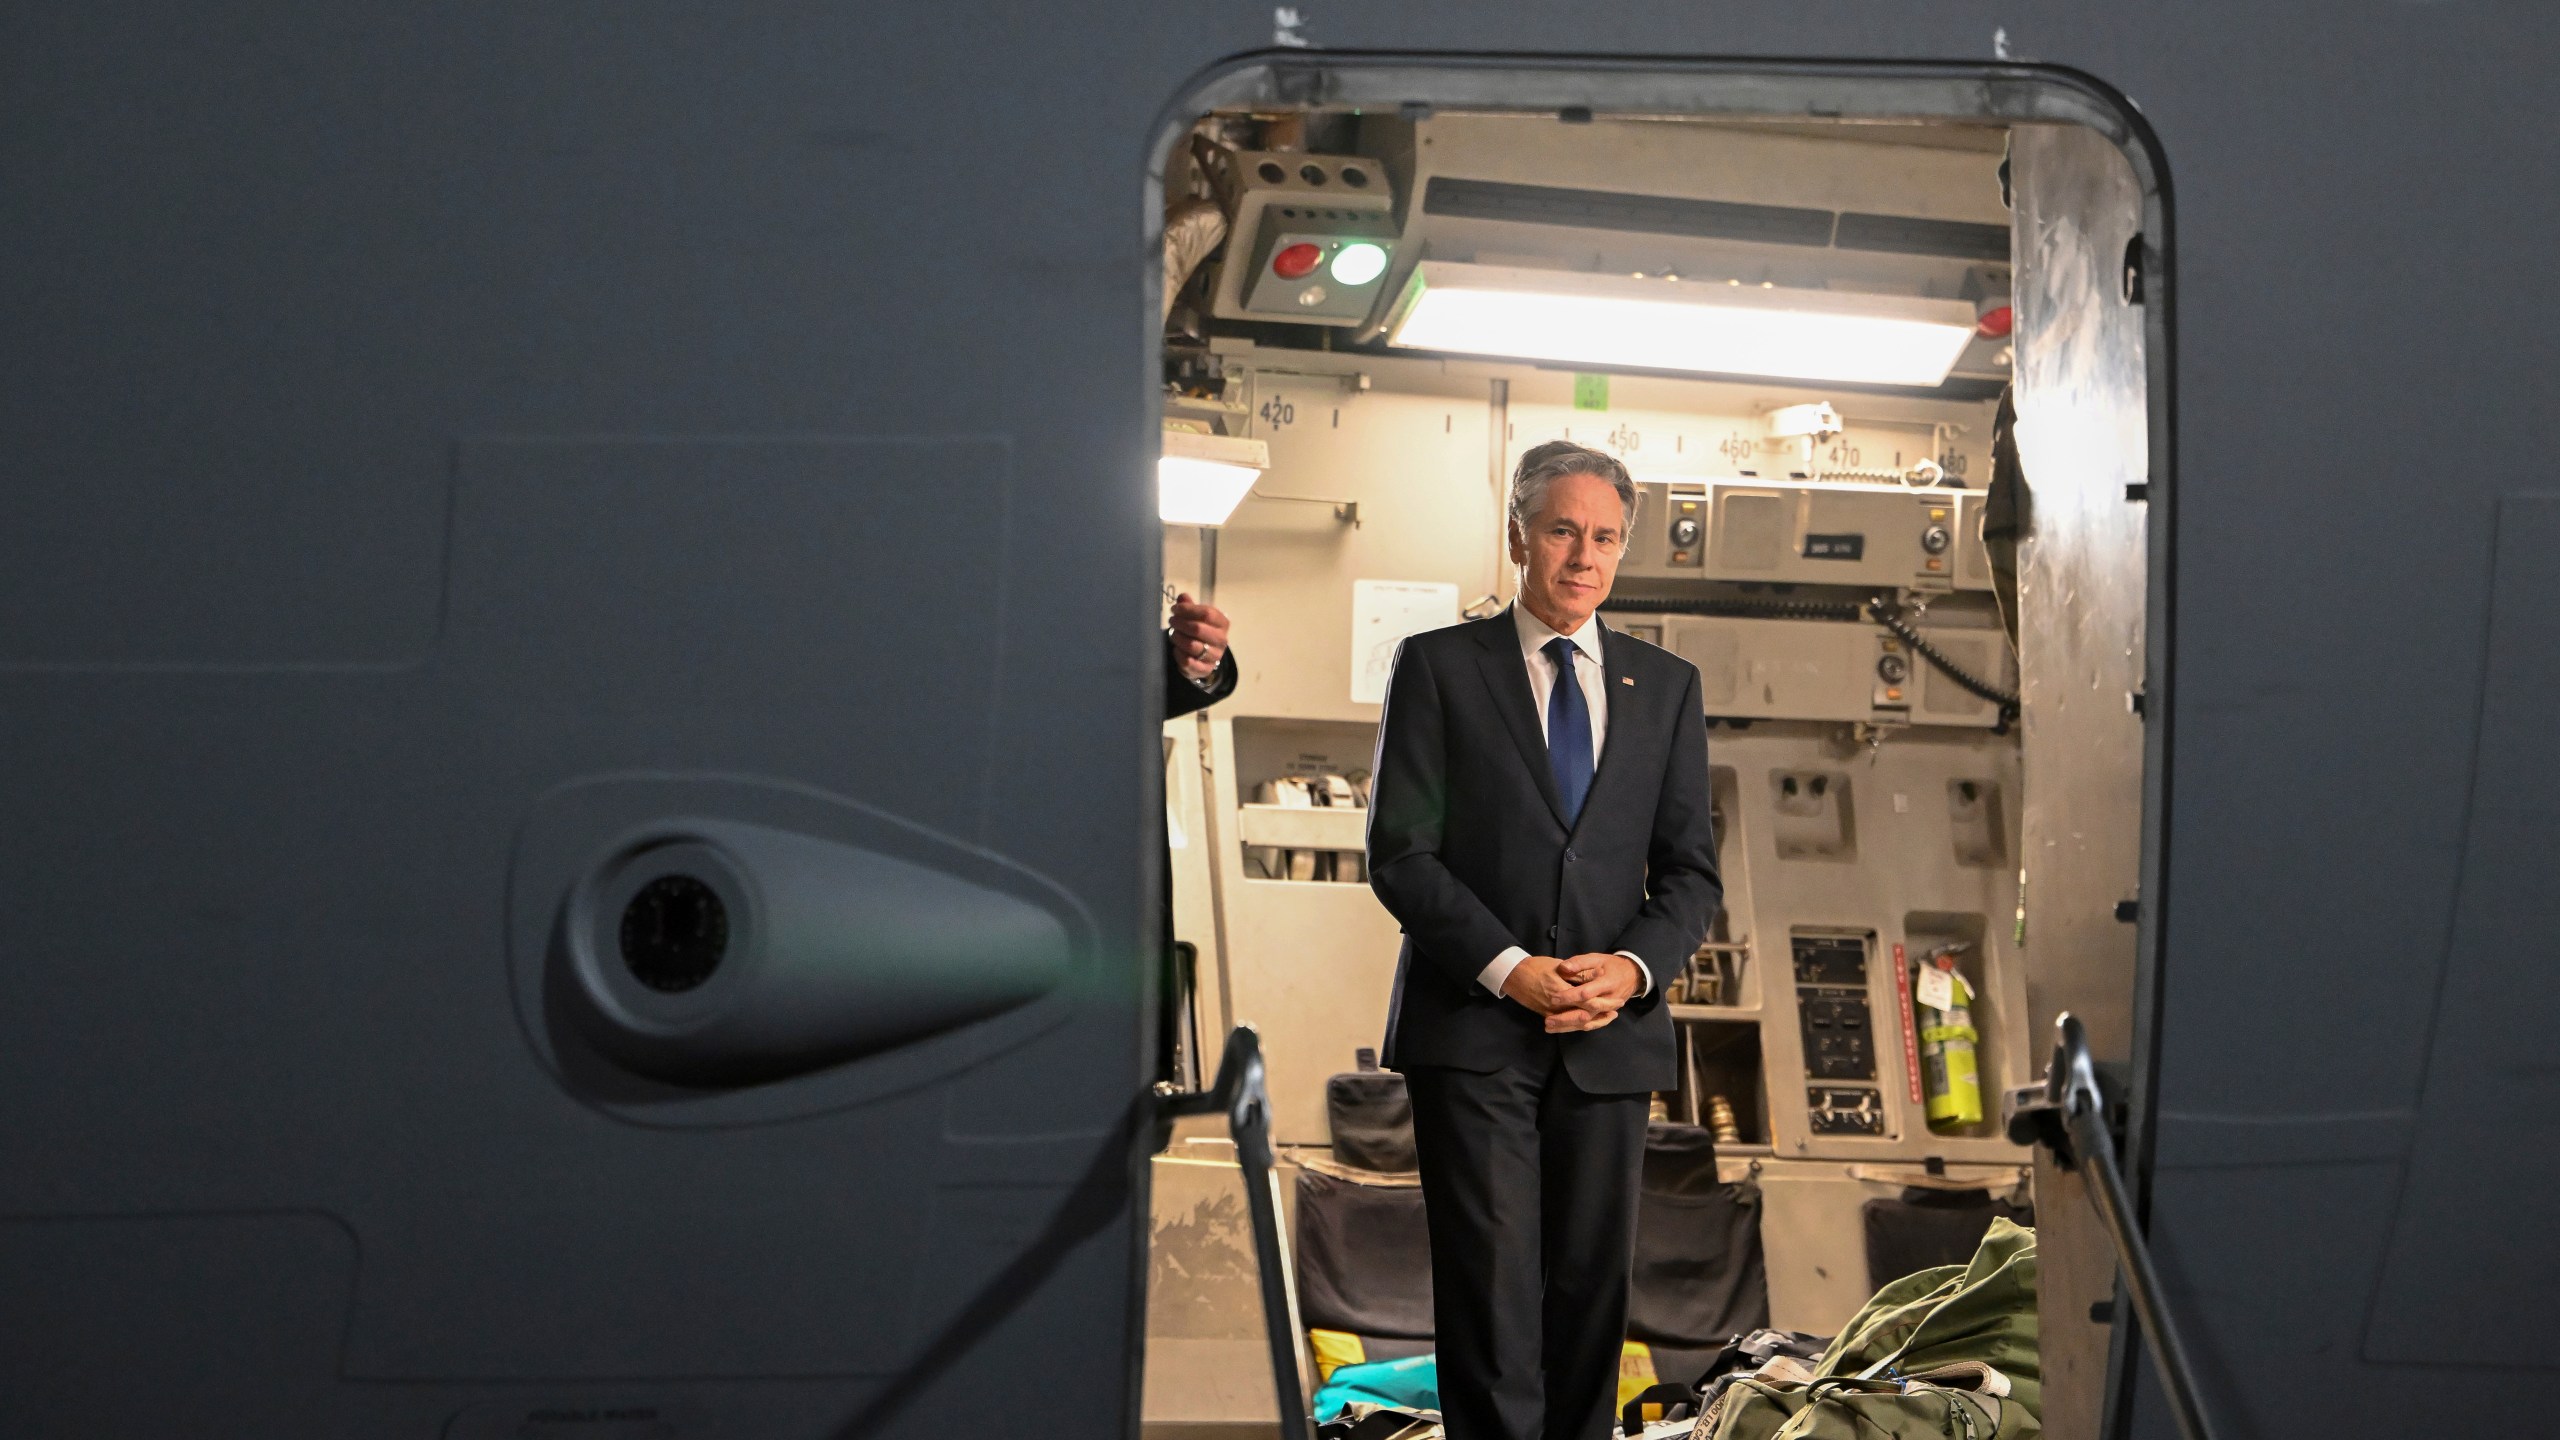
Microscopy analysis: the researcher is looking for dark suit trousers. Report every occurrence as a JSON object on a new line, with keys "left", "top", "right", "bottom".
{"left": 1406, "top": 1042, "right": 1650, "bottom": 1440}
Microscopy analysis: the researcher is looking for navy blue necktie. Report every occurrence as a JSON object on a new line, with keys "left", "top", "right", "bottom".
{"left": 1544, "top": 636, "right": 1594, "bottom": 823}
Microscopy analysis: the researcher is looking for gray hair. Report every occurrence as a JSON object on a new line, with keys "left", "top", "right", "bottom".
{"left": 1509, "top": 440, "right": 1639, "bottom": 534}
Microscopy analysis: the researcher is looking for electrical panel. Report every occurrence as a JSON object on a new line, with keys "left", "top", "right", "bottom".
{"left": 1209, "top": 152, "right": 1400, "bottom": 327}
{"left": 1614, "top": 613, "right": 2012, "bottom": 729}
{"left": 1620, "top": 478, "right": 1994, "bottom": 592}
{"left": 1794, "top": 933, "right": 1887, "bottom": 1137}
{"left": 1794, "top": 934, "right": 1876, "bottom": 1080}
{"left": 1807, "top": 1086, "right": 1889, "bottom": 1137}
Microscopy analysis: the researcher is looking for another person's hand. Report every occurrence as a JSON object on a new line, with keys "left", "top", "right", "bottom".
{"left": 1170, "top": 593, "right": 1230, "bottom": 680}
{"left": 1547, "top": 953, "right": 1640, "bottom": 1034}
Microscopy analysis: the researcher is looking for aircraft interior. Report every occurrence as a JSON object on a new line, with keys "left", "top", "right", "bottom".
{"left": 1146, "top": 101, "right": 2155, "bottom": 1437}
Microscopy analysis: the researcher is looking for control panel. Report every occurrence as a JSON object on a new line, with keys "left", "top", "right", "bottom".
{"left": 1794, "top": 934, "right": 1875, "bottom": 1080}
{"left": 1208, "top": 152, "right": 1401, "bottom": 327}
{"left": 1795, "top": 933, "right": 1887, "bottom": 1137}
{"left": 1807, "top": 1086, "right": 1888, "bottom": 1136}
{"left": 1619, "top": 479, "right": 1993, "bottom": 592}
{"left": 1613, "top": 614, "right": 2014, "bottom": 729}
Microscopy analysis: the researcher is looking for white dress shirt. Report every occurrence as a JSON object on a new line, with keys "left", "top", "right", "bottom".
{"left": 1476, "top": 604, "right": 1655, "bottom": 1001}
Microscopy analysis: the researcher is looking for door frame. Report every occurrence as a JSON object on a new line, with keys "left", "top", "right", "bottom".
{"left": 1142, "top": 52, "right": 2176, "bottom": 1440}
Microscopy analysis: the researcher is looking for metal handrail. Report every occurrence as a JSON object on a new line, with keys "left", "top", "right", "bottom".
{"left": 1156, "top": 1026, "right": 1318, "bottom": 1440}
{"left": 2005, "top": 1014, "right": 2220, "bottom": 1440}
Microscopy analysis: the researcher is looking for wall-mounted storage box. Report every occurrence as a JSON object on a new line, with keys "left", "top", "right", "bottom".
{"left": 1231, "top": 719, "right": 1377, "bottom": 884}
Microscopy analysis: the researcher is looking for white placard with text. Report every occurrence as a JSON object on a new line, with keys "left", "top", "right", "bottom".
{"left": 1351, "top": 580, "right": 1461, "bottom": 704}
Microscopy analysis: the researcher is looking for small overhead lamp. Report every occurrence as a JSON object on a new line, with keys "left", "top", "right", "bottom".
{"left": 1158, "top": 427, "right": 1271, "bottom": 527}
{"left": 1384, "top": 261, "right": 1982, "bottom": 388}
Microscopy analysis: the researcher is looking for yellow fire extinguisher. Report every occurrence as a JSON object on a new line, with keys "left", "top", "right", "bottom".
{"left": 1916, "top": 945, "right": 1983, "bottom": 1132}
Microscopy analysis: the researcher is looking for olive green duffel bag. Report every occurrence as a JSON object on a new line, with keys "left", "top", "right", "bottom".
{"left": 1697, "top": 1217, "right": 2039, "bottom": 1440}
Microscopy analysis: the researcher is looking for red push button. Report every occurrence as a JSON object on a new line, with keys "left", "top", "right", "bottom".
{"left": 1272, "top": 242, "right": 1323, "bottom": 279}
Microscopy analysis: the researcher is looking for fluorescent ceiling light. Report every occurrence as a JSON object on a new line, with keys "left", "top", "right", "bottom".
{"left": 1386, "top": 261, "right": 1980, "bottom": 388}
{"left": 1158, "top": 429, "right": 1270, "bottom": 527}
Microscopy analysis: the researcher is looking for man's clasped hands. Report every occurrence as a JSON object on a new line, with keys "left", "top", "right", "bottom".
{"left": 1501, "top": 951, "right": 1644, "bottom": 1034}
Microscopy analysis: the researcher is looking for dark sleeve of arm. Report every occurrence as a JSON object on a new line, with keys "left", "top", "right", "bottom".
{"left": 1365, "top": 638, "right": 1522, "bottom": 990}
{"left": 1162, "top": 636, "right": 1237, "bottom": 720}
{"left": 1610, "top": 665, "right": 1723, "bottom": 998}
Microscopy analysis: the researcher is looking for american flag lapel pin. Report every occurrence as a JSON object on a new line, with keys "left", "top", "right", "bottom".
{"left": 1620, "top": 675, "right": 1635, "bottom": 686}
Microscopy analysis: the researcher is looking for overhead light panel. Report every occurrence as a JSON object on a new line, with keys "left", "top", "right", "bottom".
{"left": 1385, "top": 262, "right": 1981, "bottom": 388}
{"left": 1158, "top": 428, "right": 1270, "bottom": 527}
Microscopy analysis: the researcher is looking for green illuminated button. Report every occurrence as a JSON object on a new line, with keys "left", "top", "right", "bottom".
{"left": 1329, "top": 242, "right": 1388, "bottom": 286}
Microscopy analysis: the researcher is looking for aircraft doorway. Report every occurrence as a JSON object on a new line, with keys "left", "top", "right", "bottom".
{"left": 1145, "top": 62, "right": 2166, "bottom": 1440}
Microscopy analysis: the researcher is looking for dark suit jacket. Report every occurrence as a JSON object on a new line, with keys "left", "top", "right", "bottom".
{"left": 1366, "top": 611, "right": 1720, "bottom": 1095}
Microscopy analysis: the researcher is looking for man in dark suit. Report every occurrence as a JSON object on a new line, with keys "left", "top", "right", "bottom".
{"left": 1366, "top": 441, "right": 1721, "bottom": 1440}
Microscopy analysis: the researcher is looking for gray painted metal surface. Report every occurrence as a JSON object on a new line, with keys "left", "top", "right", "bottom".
{"left": 1, "top": 4, "right": 2555, "bottom": 1436}
{"left": 2362, "top": 495, "right": 2560, "bottom": 1368}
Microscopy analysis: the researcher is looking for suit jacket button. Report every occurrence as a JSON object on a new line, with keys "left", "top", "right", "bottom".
{"left": 1564, "top": 848, "right": 1577, "bottom": 863}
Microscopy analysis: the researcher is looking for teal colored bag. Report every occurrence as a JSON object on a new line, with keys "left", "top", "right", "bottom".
{"left": 1312, "top": 1352, "right": 1439, "bottom": 1422}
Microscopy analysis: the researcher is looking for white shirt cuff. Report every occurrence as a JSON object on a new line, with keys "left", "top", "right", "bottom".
{"left": 1617, "top": 950, "right": 1653, "bottom": 999}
